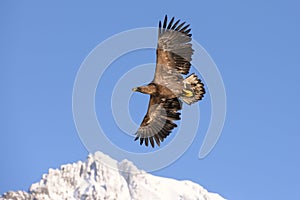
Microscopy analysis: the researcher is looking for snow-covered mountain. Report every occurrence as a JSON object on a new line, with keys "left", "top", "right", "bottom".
{"left": 1, "top": 152, "right": 225, "bottom": 200}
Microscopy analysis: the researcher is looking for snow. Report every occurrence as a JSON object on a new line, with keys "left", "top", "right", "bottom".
{"left": 1, "top": 151, "right": 226, "bottom": 200}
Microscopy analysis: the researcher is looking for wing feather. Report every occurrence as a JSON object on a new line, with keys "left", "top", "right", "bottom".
{"left": 175, "top": 22, "right": 186, "bottom": 31}
{"left": 167, "top": 17, "right": 175, "bottom": 29}
{"left": 171, "top": 19, "right": 181, "bottom": 30}
{"left": 163, "top": 15, "right": 168, "bottom": 29}
{"left": 149, "top": 136, "right": 155, "bottom": 148}
{"left": 134, "top": 96, "right": 182, "bottom": 147}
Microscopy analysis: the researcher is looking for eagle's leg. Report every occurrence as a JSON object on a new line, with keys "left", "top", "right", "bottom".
{"left": 182, "top": 89, "right": 194, "bottom": 97}
{"left": 180, "top": 73, "right": 205, "bottom": 105}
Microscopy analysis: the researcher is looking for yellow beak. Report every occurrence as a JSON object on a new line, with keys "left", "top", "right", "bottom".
{"left": 132, "top": 87, "right": 138, "bottom": 92}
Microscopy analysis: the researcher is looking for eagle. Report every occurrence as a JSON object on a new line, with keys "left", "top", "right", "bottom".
{"left": 132, "top": 15, "right": 205, "bottom": 148}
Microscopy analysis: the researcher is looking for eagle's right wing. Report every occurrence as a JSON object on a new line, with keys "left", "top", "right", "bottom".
{"left": 134, "top": 95, "right": 182, "bottom": 148}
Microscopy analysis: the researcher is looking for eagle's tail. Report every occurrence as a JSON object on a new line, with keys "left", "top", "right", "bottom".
{"left": 181, "top": 73, "right": 205, "bottom": 105}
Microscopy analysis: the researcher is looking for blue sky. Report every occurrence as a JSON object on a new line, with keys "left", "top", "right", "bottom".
{"left": 1, "top": 1, "right": 300, "bottom": 199}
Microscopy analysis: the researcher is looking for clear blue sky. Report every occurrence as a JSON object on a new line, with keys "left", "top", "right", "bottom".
{"left": 1, "top": 1, "right": 299, "bottom": 199}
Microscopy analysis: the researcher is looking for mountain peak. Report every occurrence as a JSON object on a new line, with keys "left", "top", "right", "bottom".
{"left": 1, "top": 152, "right": 226, "bottom": 200}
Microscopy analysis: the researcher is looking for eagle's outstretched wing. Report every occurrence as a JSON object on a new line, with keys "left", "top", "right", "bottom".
{"left": 154, "top": 15, "right": 194, "bottom": 95}
{"left": 134, "top": 96, "right": 182, "bottom": 147}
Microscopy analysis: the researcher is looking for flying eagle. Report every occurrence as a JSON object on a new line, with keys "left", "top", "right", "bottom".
{"left": 132, "top": 15, "right": 205, "bottom": 148}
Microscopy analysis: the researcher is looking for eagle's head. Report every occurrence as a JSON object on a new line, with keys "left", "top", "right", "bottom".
{"left": 132, "top": 83, "right": 158, "bottom": 95}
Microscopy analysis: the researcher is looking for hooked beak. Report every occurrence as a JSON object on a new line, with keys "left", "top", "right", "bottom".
{"left": 132, "top": 87, "right": 138, "bottom": 92}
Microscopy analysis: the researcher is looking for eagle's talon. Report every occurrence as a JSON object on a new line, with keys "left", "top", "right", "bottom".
{"left": 182, "top": 89, "right": 194, "bottom": 97}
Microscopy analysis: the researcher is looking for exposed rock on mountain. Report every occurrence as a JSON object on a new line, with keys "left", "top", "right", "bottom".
{"left": 1, "top": 152, "right": 225, "bottom": 200}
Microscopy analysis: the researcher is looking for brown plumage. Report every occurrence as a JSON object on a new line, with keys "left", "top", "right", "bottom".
{"left": 133, "top": 15, "right": 205, "bottom": 148}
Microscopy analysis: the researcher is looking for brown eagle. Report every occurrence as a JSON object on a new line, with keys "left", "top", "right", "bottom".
{"left": 132, "top": 15, "right": 205, "bottom": 147}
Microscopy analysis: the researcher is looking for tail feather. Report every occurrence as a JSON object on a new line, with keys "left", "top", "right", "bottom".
{"left": 181, "top": 73, "right": 205, "bottom": 105}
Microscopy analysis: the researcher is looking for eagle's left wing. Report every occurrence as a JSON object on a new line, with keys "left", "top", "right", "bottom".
{"left": 134, "top": 95, "right": 182, "bottom": 148}
{"left": 153, "top": 15, "right": 194, "bottom": 95}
